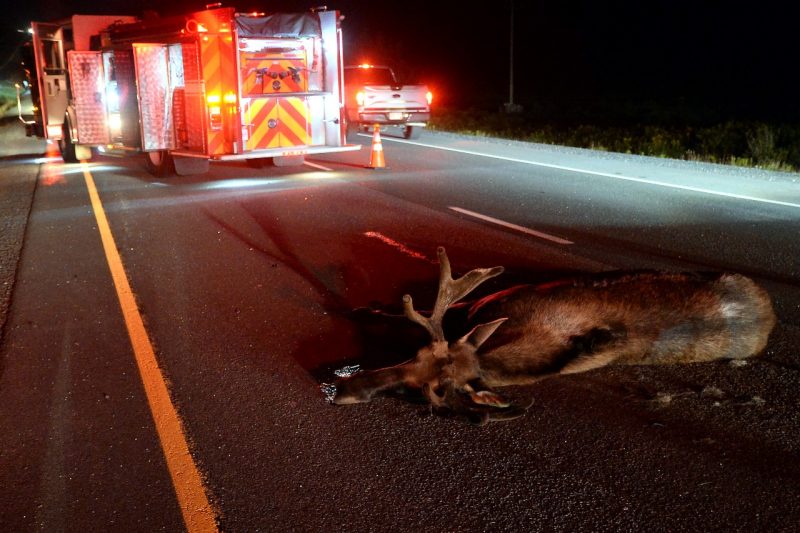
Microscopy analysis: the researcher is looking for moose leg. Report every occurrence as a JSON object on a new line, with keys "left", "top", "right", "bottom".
{"left": 558, "top": 325, "right": 628, "bottom": 375}
{"left": 481, "top": 325, "right": 629, "bottom": 385}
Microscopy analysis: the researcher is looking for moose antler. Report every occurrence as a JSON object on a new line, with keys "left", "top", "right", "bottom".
{"left": 402, "top": 247, "right": 504, "bottom": 342}
{"left": 401, "top": 247, "right": 506, "bottom": 413}
{"left": 330, "top": 247, "right": 527, "bottom": 424}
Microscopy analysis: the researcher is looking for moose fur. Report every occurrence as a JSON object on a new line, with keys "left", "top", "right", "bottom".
{"left": 330, "top": 248, "right": 776, "bottom": 424}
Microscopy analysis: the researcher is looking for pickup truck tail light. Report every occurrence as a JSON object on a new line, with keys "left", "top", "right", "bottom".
{"left": 426, "top": 91, "right": 433, "bottom": 105}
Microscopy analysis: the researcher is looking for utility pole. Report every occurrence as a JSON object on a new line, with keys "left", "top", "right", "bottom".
{"left": 504, "top": 0, "right": 523, "bottom": 113}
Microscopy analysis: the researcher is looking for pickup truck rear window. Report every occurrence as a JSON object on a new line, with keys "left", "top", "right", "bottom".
{"left": 344, "top": 67, "right": 395, "bottom": 86}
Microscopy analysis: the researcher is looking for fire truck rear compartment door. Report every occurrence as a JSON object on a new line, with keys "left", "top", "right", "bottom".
{"left": 32, "top": 22, "right": 69, "bottom": 138}
{"left": 244, "top": 97, "right": 309, "bottom": 151}
{"left": 133, "top": 44, "right": 173, "bottom": 151}
{"left": 67, "top": 51, "right": 110, "bottom": 145}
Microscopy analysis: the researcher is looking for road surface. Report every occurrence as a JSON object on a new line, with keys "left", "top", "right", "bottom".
{"left": 1, "top": 124, "right": 799, "bottom": 531}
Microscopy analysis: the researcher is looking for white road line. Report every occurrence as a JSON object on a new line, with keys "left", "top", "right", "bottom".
{"left": 449, "top": 206, "right": 574, "bottom": 245}
{"left": 303, "top": 160, "right": 333, "bottom": 171}
{"left": 363, "top": 231, "right": 430, "bottom": 261}
{"left": 380, "top": 136, "right": 800, "bottom": 210}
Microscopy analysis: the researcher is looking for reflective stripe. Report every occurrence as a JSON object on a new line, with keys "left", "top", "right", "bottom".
{"left": 246, "top": 97, "right": 308, "bottom": 151}
{"left": 280, "top": 98, "right": 309, "bottom": 145}
{"left": 200, "top": 35, "right": 234, "bottom": 155}
{"left": 248, "top": 98, "right": 280, "bottom": 149}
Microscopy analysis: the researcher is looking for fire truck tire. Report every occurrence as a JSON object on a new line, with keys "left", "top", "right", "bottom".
{"left": 144, "top": 150, "right": 175, "bottom": 177}
{"left": 272, "top": 155, "right": 305, "bottom": 167}
{"left": 59, "top": 123, "right": 78, "bottom": 163}
{"left": 403, "top": 126, "right": 421, "bottom": 140}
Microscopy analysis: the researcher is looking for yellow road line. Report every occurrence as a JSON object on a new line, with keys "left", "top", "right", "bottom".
{"left": 81, "top": 163, "right": 218, "bottom": 533}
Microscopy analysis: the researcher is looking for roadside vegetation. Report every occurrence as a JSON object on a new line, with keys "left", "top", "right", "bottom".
{"left": 2, "top": 71, "right": 796, "bottom": 173}
{"left": 0, "top": 81, "right": 18, "bottom": 115}
{"left": 430, "top": 106, "right": 800, "bottom": 173}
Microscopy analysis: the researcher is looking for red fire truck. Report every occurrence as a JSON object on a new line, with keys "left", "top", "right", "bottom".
{"left": 23, "top": 5, "right": 358, "bottom": 175}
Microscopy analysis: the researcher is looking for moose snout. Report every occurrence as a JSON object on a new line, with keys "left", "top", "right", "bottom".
{"left": 328, "top": 378, "right": 373, "bottom": 405}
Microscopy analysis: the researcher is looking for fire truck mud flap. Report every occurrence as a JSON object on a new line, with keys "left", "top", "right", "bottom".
{"left": 247, "top": 155, "right": 304, "bottom": 168}
{"left": 75, "top": 145, "right": 93, "bottom": 161}
{"left": 272, "top": 155, "right": 306, "bottom": 167}
{"left": 173, "top": 154, "right": 210, "bottom": 176}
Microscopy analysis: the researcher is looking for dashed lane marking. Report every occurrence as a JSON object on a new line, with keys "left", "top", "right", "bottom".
{"left": 449, "top": 206, "right": 574, "bottom": 245}
{"left": 363, "top": 231, "right": 430, "bottom": 261}
{"left": 302, "top": 160, "right": 333, "bottom": 171}
{"left": 378, "top": 136, "right": 800, "bottom": 210}
{"left": 81, "top": 163, "right": 218, "bottom": 533}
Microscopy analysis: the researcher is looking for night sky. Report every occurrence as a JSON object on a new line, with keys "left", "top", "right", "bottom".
{"left": 2, "top": 0, "right": 798, "bottom": 122}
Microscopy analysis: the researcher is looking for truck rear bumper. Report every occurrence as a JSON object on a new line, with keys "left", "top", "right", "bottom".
{"left": 354, "top": 111, "right": 430, "bottom": 126}
{"left": 208, "top": 144, "right": 361, "bottom": 161}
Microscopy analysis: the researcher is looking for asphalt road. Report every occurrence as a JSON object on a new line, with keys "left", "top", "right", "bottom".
{"left": 1, "top": 125, "right": 799, "bottom": 532}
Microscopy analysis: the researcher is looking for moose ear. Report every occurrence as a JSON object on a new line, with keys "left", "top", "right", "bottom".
{"left": 458, "top": 318, "right": 508, "bottom": 350}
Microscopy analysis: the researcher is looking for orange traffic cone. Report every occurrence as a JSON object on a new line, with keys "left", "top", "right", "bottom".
{"left": 366, "top": 124, "right": 387, "bottom": 169}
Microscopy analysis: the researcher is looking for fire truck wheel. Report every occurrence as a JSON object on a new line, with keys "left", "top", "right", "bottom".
{"left": 144, "top": 150, "right": 175, "bottom": 177}
{"left": 59, "top": 123, "right": 78, "bottom": 163}
{"left": 403, "top": 126, "right": 421, "bottom": 140}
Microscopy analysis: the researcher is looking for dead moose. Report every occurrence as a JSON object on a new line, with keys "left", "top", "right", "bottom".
{"left": 329, "top": 247, "right": 776, "bottom": 424}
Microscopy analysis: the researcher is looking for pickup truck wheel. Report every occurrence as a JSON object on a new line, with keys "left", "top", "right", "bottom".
{"left": 144, "top": 150, "right": 175, "bottom": 177}
{"left": 403, "top": 126, "right": 421, "bottom": 140}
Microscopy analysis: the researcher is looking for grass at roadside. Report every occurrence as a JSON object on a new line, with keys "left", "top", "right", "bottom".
{"left": 0, "top": 81, "right": 20, "bottom": 116}
{"left": 429, "top": 107, "right": 800, "bottom": 173}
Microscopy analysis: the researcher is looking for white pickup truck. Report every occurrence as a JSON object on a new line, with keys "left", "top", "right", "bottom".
{"left": 344, "top": 64, "right": 432, "bottom": 140}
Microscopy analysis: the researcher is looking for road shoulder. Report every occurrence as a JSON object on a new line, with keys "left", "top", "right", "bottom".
{"left": 0, "top": 117, "right": 43, "bottom": 344}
